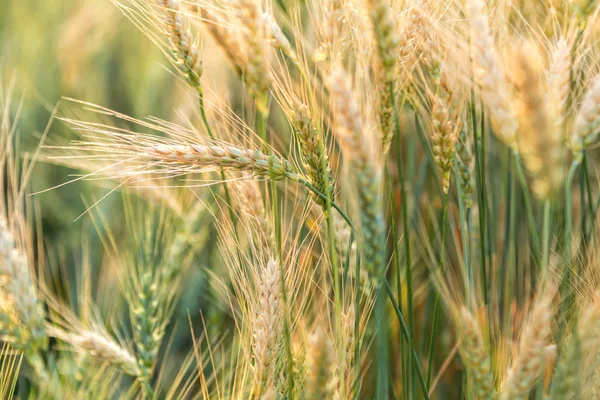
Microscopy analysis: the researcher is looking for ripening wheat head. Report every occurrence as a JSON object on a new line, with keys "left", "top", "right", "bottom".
{"left": 466, "top": 0, "right": 518, "bottom": 151}
{"left": 512, "top": 42, "right": 565, "bottom": 199}
{"left": 499, "top": 285, "right": 556, "bottom": 399}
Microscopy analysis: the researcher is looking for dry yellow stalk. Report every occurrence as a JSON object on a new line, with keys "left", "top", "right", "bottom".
{"left": 467, "top": 0, "right": 518, "bottom": 151}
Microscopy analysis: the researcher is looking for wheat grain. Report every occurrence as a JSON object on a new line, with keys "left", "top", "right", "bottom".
{"left": 306, "top": 327, "right": 336, "bottom": 399}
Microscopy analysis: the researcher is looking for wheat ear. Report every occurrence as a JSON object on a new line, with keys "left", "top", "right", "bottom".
{"left": 252, "top": 258, "right": 283, "bottom": 396}
{"left": 291, "top": 102, "right": 334, "bottom": 210}
{"left": 306, "top": 328, "right": 336, "bottom": 399}
{"left": 50, "top": 328, "right": 141, "bottom": 377}
{"left": 500, "top": 288, "right": 555, "bottom": 399}
{"left": 466, "top": 0, "right": 518, "bottom": 151}
{"left": 457, "top": 307, "right": 494, "bottom": 400}
{"left": 326, "top": 66, "right": 384, "bottom": 283}
{"left": 571, "top": 74, "right": 600, "bottom": 162}
{"left": 547, "top": 38, "right": 571, "bottom": 135}
{"left": 147, "top": 143, "right": 298, "bottom": 181}
{"left": 367, "top": 0, "right": 399, "bottom": 154}
{"left": 430, "top": 92, "right": 459, "bottom": 195}
{"left": 157, "top": 0, "right": 202, "bottom": 90}
{"left": 513, "top": 44, "right": 564, "bottom": 199}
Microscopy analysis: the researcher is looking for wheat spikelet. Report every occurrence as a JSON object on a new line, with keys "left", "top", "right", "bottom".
{"left": 500, "top": 288, "right": 555, "bottom": 399}
{"left": 51, "top": 328, "right": 141, "bottom": 377}
{"left": 252, "top": 258, "right": 283, "bottom": 396}
{"left": 157, "top": 0, "right": 202, "bottom": 90}
{"left": 547, "top": 38, "right": 571, "bottom": 135}
{"left": 466, "top": 0, "right": 518, "bottom": 151}
{"left": 147, "top": 143, "right": 298, "bottom": 181}
{"left": 513, "top": 44, "right": 564, "bottom": 199}
{"left": 571, "top": 74, "right": 600, "bottom": 162}
{"left": 291, "top": 102, "right": 334, "bottom": 210}
{"left": 430, "top": 92, "right": 459, "bottom": 195}
{"left": 326, "top": 66, "right": 384, "bottom": 284}
{"left": 306, "top": 327, "right": 336, "bottom": 399}
{"left": 313, "top": 0, "right": 346, "bottom": 62}
{"left": 456, "top": 307, "right": 494, "bottom": 400}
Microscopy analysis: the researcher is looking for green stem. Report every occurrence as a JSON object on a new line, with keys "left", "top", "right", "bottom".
{"left": 384, "top": 280, "right": 430, "bottom": 400}
{"left": 425, "top": 199, "right": 448, "bottom": 388}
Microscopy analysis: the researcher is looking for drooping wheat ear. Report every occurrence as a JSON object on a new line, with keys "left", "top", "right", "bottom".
{"left": 0, "top": 219, "right": 47, "bottom": 356}
{"left": 147, "top": 143, "right": 299, "bottom": 181}
{"left": 429, "top": 92, "right": 459, "bottom": 195}
{"left": 231, "top": 174, "right": 273, "bottom": 251}
{"left": 500, "top": 287, "right": 555, "bottom": 399}
{"left": 199, "top": 7, "right": 244, "bottom": 76}
{"left": 335, "top": 307, "right": 356, "bottom": 399}
{"left": 252, "top": 258, "right": 283, "bottom": 396}
{"left": 261, "top": 12, "right": 297, "bottom": 64}
{"left": 50, "top": 328, "right": 141, "bottom": 377}
{"left": 456, "top": 125, "right": 475, "bottom": 208}
{"left": 326, "top": 66, "right": 385, "bottom": 283}
{"left": 306, "top": 328, "right": 336, "bottom": 399}
{"left": 456, "top": 307, "right": 494, "bottom": 400}
{"left": 466, "top": 0, "right": 518, "bottom": 151}
{"left": 367, "top": 0, "right": 399, "bottom": 154}
{"left": 547, "top": 39, "right": 571, "bottom": 135}
{"left": 132, "top": 270, "right": 164, "bottom": 390}
{"left": 157, "top": 0, "right": 202, "bottom": 90}
{"left": 233, "top": 0, "right": 270, "bottom": 114}
{"left": 513, "top": 44, "right": 564, "bottom": 199}
{"left": 550, "top": 293, "right": 600, "bottom": 398}
{"left": 291, "top": 102, "right": 334, "bottom": 210}
{"left": 571, "top": 74, "right": 600, "bottom": 162}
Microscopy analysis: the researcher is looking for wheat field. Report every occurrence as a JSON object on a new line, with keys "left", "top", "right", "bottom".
{"left": 1, "top": 0, "right": 600, "bottom": 398}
